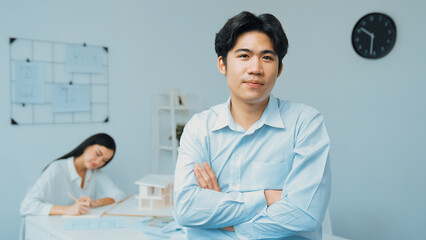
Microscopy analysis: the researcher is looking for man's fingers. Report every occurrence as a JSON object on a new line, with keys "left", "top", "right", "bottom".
{"left": 194, "top": 164, "right": 214, "bottom": 189}
{"left": 203, "top": 162, "right": 220, "bottom": 191}
{"left": 203, "top": 162, "right": 215, "bottom": 177}
{"left": 194, "top": 168, "right": 208, "bottom": 188}
{"left": 196, "top": 179, "right": 205, "bottom": 188}
{"left": 194, "top": 162, "right": 221, "bottom": 192}
{"left": 199, "top": 167, "right": 214, "bottom": 189}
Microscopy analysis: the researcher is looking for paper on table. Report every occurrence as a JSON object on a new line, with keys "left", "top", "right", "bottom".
{"left": 63, "top": 217, "right": 125, "bottom": 230}
{"left": 106, "top": 196, "right": 173, "bottom": 217}
{"left": 62, "top": 204, "right": 115, "bottom": 218}
{"left": 127, "top": 217, "right": 173, "bottom": 238}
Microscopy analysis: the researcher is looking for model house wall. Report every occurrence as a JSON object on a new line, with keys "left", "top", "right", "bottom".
{"left": 135, "top": 174, "right": 174, "bottom": 209}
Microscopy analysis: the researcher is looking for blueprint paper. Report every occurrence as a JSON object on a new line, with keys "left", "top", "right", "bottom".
{"left": 14, "top": 61, "right": 45, "bottom": 104}
{"left": 52, "top": 83, "right": 90, "bottom": 113}
{"left": 63, "top": 217, "right": 125, "bottom": 230}
{"left": 66, "top": 45, "right": 104, "bottom": 73}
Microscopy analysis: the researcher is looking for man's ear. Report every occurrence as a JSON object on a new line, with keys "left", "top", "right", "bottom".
{"left": 217, "top": 56, "right": 226, "bottom": 75}
{"left": 277, "top": 63, "right": 283, "bottom": 78}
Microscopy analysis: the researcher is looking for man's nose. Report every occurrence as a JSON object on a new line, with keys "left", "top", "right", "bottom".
{"left": 247, "top": 58, "right": 263, "bottom": 75}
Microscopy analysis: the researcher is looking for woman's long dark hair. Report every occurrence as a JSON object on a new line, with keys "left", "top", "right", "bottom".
{"left": 43, "top": 133, "right": 116, "bottom": 171}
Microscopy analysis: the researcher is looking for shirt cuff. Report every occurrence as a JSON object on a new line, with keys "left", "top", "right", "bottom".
{"left": 234, "top": 222, "right": 256, "bottom": 240}
{"left": 233, "top": 191, "right": 267, "bottom": 239}
{"left": 243, "top": 190, "right": 267, "bottom": 216}
{"left": 41, "top": 203, "right": 53, "bottom": 215}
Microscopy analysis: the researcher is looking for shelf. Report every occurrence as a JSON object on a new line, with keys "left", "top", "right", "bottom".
{"left": 159, "top": 145, "right": 174, "bottom": 151}
{"left": 156, "top": 89, "right": 200, "bottom": 174}
{"left": 159, "top": 106, "right": 190, "bottom": 111}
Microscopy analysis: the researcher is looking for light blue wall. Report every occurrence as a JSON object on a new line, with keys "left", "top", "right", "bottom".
{"left": 1, "top": 0, "right": 425, "bottom": 239}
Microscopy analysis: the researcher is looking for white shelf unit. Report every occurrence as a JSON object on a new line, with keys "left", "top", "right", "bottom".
{"left": 156, "top": 89, "right": 197, "bottom": 174}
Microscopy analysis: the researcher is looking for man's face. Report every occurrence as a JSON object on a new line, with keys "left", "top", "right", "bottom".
{"left": 218, "top": 31, "right": 282, "bottom": 105}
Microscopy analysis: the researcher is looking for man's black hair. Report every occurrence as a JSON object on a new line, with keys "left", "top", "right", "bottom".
{"left": 215, "top": 11, "right": 289, "bottom": 70}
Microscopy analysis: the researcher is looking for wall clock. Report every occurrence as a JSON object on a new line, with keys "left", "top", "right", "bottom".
{"left": 352, "top": 12, "right": 397, "bottom": 59}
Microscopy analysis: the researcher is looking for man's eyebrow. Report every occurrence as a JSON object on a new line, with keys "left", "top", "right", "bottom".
{"left": 234, "top": 48, "right": 253, "bottom": 54}
{"left": 234, "top": 48, "right": 277, "bottom": 55}
{"left": 262, "top": 50, "right": 278, "bottom": 56}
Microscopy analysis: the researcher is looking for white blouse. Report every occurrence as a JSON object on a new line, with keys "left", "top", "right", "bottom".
{"left": 20, "top": 157, "right": 125, "bottom": 216}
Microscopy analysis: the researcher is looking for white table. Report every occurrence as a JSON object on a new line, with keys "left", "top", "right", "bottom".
{"left": 25, "top": 215, "right": 348, "bottom": 240}
{"left": 25, "top": 215, "right": 185, "bottom": 240}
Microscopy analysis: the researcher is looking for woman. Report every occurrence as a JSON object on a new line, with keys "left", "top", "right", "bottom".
{"left": 20, "top": 133, "right": 125, "bottom": 216}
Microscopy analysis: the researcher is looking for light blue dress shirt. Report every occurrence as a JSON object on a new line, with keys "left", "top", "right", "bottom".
{"left": 174, "top": 95, "right": 331, "bottom": 239}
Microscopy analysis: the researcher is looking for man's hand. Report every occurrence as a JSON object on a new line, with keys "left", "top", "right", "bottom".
{"left": 194, "top": 162, "right": 282, "bottom": 207}
{"left": 222, "top": 226, "right": 235, "bottom": 231}
{"left": 194, "top": 162, "right": 221, "bottom": 192}
{"left": 264, "top": 189, "right": 283, "bottom": 206}
{"left": 194, "top": 162, "right": 234, "bottom": 231}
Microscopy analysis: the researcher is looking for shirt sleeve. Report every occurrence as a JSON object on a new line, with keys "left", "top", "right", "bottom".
{"left": 234, "top": 110, "right": 332, "bottom": 239}
{"left": 20, "top": 167, "right": 55, "bottom": 216}
{"left": 94, "top": 171, "right": 126, "bottom": 202}
{"left": 174, "top": 115, "right": 267, "bottom": 229}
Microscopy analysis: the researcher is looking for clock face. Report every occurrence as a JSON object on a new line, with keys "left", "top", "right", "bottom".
{"left": 352, "top": 13, "right": 397, "bottom": 59}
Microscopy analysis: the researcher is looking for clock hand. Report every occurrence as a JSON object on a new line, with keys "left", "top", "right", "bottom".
{"left": 360, "top": 27, "right": 373, "bottom": 37}
{"left": 370, "top": 34, "right": 375, "bottom": 55}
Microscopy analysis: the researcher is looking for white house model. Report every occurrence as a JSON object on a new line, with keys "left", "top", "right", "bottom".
{"left": 135, "top": 174, "right": 174, "bottom": 209}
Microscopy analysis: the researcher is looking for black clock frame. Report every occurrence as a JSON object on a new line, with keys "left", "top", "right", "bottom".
{"left": 352, "top": 12, "right": 397, "bottom": 59}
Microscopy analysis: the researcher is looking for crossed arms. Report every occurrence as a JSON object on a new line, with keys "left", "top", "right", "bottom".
{"left": 193, "top": 162, "right": 283, "bottom": 232}
{"left": 173, "top": 110, "right": 331, "bottom": 238}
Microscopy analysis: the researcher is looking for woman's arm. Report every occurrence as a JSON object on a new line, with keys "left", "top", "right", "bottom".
{"left": 91, "top": 197, "right": 115, "bottom": 208}
{"left": 71, "top": 195, "right": 115, "bottom": 209}
{"left": 49, "top": 200, "right": 90, "bottom": 215}
{"left": 94, "top": 170, "right": 126, "bottom": 203}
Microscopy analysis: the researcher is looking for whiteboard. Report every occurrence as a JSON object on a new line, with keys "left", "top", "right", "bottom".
{"left": 9, "top": 37, "right": 110, "bottom": 125}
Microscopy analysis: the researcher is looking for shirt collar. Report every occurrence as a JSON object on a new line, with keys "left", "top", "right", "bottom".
{"left": 211, "top": 95, "right": 285, "bottom": 132}
{"left": 66, "top": 157, "right": 93, "bottom": 183}
{"left": 263, "top": 94, "right": 285, "bottom": 129}
{"left": 212, "top": 97, "right": 234, "bottom": 131}
{"left": 67, "top": 157, "right": 80, "bottom": 182}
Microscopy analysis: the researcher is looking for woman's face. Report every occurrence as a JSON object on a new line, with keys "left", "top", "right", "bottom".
{"left": 82, "top": 144, "right": 114, "bottom": 169}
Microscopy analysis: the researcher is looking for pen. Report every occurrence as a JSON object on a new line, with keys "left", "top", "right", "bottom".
{"left": 67, "top": 192, "right": 78, "bottom": 202}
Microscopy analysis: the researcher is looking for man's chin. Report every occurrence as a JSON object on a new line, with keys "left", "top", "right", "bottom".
{"left": 243, "top": 94, "right": 270, "bottom": 105}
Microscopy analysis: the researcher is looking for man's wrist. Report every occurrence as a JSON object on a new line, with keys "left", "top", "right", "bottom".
{"left": 264, "top": 189, "right": 283, "bottom": 206}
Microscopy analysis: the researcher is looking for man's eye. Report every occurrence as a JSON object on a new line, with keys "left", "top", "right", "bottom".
{"left": 263, "top": 56, "right": 274, "bottom": 60}
{"left": 239, "top": 54, "right": 249, "bottom": 58}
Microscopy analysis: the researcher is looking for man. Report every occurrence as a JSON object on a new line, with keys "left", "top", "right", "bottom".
{"left": 174, "top": 11, "right": 331, "bottom": 239}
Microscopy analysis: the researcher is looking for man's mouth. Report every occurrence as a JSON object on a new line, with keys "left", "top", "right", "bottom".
{"left": 243, "top": 80, "right": 264, "bottom": 86}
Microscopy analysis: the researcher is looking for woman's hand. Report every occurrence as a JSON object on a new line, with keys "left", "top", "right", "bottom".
{"left": 78, "top": 196, "right": 97, "bottom": 207}
{"left": 65, "top": 200, "right": 90, "bottom": 215}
